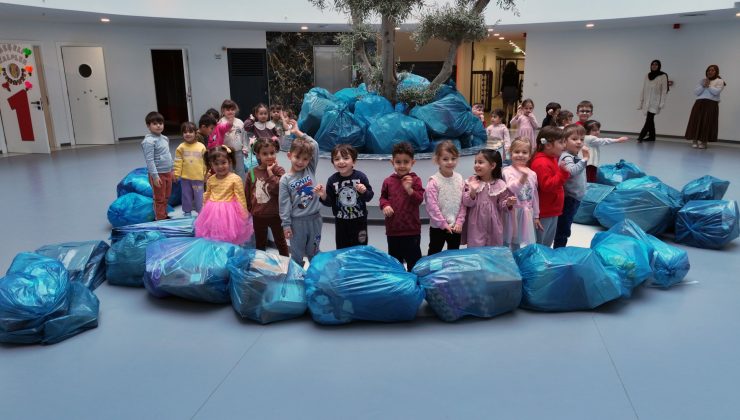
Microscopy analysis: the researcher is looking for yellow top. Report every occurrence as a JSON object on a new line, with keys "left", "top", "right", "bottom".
{"left": 173, "top": 141, "right": 207, "bottom": 180}
{"left": 204, "top": 173, "right": 248, "bottom": 211}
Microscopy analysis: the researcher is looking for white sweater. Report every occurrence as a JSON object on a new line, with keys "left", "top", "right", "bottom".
{"left": 639, "top": 74, "right": 668, "bottom": 114}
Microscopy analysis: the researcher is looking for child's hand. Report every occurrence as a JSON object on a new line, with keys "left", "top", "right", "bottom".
{"left": 547, "top": 108, "right": 555, "bottom": 116}
{"left": 534, "top": 218, "right": 544, "bottom": 231}
{"left": 313, "top": 184, "right": 326, "bottom": 199}
{"left": 452, "top": 223, "right": 462, "bottom": 234}
{"left": 153, "top": 177, "right": 162, "bottom": 188}
{"left": 617, "top": 136, "right": 629, "bottom": 142}
{"left": 383, "top": 206, "right": 394, "bottom": 217}
{"left": 581, "top": 146, "right": 590, "bottom": 161}
{"left": 506, "top": 196, "right": 517, "bottom": 207}
{"left": 266, "top": 162, "right": 276, "bottom": 176}
{"left": 401, "top": 176, "right": 414, "bottom": 194}
{"left": 284, "top": 227, "right": 292, "bottom": 239}
{"left": 242, "top": 146, "right": 249, "bottom": 155}
{"left": 519, "top": 169, "right": 529, "bottom": 184}
{"left": 355, "top": 183, "right": 367, "bottom": 194}
{"left": 249, "top": 114, "right": 255, "bottom": 121}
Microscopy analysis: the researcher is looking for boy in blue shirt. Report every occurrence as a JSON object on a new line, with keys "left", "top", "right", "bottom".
{"left": 141, "top": 111, "right": 173, "bottom": 220}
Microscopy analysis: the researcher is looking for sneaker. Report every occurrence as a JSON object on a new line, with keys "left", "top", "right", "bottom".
{"left": 183, "top": 212, "right": 192, "bottom": 217}
{"left": 691, "top": 141, "right": 698, "bottom": 148}
{"left": 698, "top": 143, "right": 707, "bottom": 149}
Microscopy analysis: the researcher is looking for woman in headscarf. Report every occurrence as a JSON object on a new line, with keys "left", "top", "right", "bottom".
{"left": 500, "top": 61, "right": 520, "bottom": 124}
{"left": 637, "top": 59, "right": 669, "bottom": 142}
{"left": 685, "top": 64, "right": 726, "bottom": 149}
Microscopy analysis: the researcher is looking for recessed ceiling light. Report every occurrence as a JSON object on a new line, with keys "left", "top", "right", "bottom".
{"left": 395, "top": 27, "right": 400, "bottom": 30}
{"left": 586, "top": 23, "right": 595, "bottom": 28}
{"left": 493, "top": 33, "right": 500, "bottom": 36}
{"left": 300, "top": 26, "right": 308, "bottom": 30}
{"left": 498, "top": 37, "right": 505, "bottom": 40}
{"left": 100, "top": 17, "right": 110, "bottom": 23}
{"left": 487, "top": 28, "right": 494, "bottom": 32}
{"left": 736, "top": 12, "right": 740, "bottom": 17}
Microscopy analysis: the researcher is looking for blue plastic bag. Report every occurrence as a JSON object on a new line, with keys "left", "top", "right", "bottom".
{"left": 41, "top": 283, "right": 99, "bottom": 345}
{"left": 396, "top": 73, "right": 430, "bottom": 96}
{"left": 34, "top": 241, "right": 109, "bottom": 291}
{"left": 117, "top": 167, "right": 181, "bottom": 207}
{"left": 334, "top": 86, "right": 366, "bottom": 112}
{"left": 228, "top": 249, "right": 307, "bottom": 324}
{"left": 594, "top": 189, "right": 675, "bottom": 234}
{"left": 144, "top": 237, "right": 238, "bottom": 303}
{"left": 410, "top": 94, "right": 474, "bottom": 138}
{"left": 616, "top": 176, "right": 683, "bottom": 212}
{"left": 0, "top": 253, "right": 70, "bottom": 344}
{"left": 107, "top": 193, "right": 173, "bottom": 228}
{"left": 514, "top": 245, "right": 621, "bottom": 311}
{"left": 106, "top": 231, "right": 166, "bottom": 287}
{"left": 305, "top": 246, "right": 424, "bottom": 324}
{"left": 645, "top": 234, "right": 690, "bottom": 288}
{"left": 354, "top": 94, "right": 394, "bottom": 127}
{"left": 574, "top": 183, "right": 615, "bottom": 225}
{"left": 681, "top": 175, "right": 730, "bottom": 202}
{"left": 110, "top": 217, "right": 195, "bottom": 243}
{"left": 298, "top": 87, "right": 338, "bottom": 136}
{"left": 413, "top": 247, "right": 522, "bottom": 322}
{"left": 366, "top": 112, "right": 430, "bottom": 154}
{"left": 315, "top": 108, "right": 367, "bottom": 152}
{"left": 591, "top": 232, "right": 653, "bottom": 298}
{"left": 675, "top": 200, "right": 740, "bottom": 249}
{"left": 596, "top": 160, "right": 646, "bottom": 186}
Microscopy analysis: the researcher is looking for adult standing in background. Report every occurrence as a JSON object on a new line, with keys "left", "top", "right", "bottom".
{"left": 685, "top": 64, "right": 726, "bottom": 150}
{"left": 637, "top": 60, "right": 669, "bottom": 142}
{"left": 500, "top": 62, "right": 520, "bottom": 124}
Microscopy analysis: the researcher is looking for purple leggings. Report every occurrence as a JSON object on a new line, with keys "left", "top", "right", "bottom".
{"left": 180, "top": 179, "right": 204, "bottom": 213}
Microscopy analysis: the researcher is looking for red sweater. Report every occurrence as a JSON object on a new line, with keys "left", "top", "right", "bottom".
{"left": 379, "top": 172, "right": 425, "bottom": 236}
{"left": 530, "top": 152, "right": 570, "bottom": 218}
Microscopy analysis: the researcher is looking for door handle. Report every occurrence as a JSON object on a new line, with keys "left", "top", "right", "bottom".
{"left": 30, "top": 100, "right": 42, "bottom": 110}
{"left": 99, "top": 97, "right": 109, "bottom": 105}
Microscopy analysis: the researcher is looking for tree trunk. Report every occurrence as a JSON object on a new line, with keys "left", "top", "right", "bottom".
{"left": 351, "top": 9, "right": 372, "bottom": 88}
{"left": 380, "top": 14, "right": 397, "bottom": 102}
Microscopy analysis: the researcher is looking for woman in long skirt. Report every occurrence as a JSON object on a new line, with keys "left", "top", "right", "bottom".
{"left": 685, "top": 64, "right": 726, "bottom": 149}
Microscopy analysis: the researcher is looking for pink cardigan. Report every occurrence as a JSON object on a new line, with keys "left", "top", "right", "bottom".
{"left": 425, "top": 172, "right": 466, "bottom": 230}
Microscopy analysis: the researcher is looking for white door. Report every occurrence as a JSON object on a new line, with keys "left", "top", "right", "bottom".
{"left": 61, "top": 46, "right": 114, "bottom": 145}
{"left": 0, "top": 42, "right": 51, "bottom": 154}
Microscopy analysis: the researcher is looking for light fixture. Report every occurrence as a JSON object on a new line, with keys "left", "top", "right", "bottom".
{"left": 498, "top": 36, "right": 505, "bottom": 40}
{"left": 736, "top": 12, "right": 740, "bottom": 17}
{"left": 100, "top": 17, "right": 110, "bottom": 23}
{"left": 493, "top": 33, "right": 499, "bottom": 36}
{"left": 395, "top": 27, "right": 401, "bottom": 30}
{"left": 300, "top": 26, "right": 308, "bottom": 30}
{"left": 487, "top": 28, "right": 494, "bottom": 32}
{"left": 586, "top": 23, "right": 595, "bottom": 28}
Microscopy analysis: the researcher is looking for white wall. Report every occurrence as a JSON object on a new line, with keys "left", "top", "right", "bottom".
{"left": 522, "top": 21, "right": 739, "bottom": 141}
{"left": 0, "top": 20, "right": 266, "bottom": 143}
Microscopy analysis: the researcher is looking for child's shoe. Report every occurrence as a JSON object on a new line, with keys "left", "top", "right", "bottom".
{"left": 183, "top": 212, "right": 192, "bottom": 217}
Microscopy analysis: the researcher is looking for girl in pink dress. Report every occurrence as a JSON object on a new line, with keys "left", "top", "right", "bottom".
{"left": 462, "top": 149, "right": 516, "bottom": 247}
{"left": 502, "top": 137, "right": 540, "bottom": 250}
{"left": 510, "top": 98, "right": 539, "bottom": 153}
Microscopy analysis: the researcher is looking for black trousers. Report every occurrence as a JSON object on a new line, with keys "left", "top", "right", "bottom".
{"left": 638, "top": 112, "right": 656, "bottom": 141}
{"left": 387, "top": 235, "right": 422, "bottom": 271}
{"left": 335, "top": 218, "right": 368, "bottom": 249}
{"left": 427, "top": 227, "right": 462, "bottom": 255}
{"left": 554, "top": 196, "right": 581, "bottom": 248}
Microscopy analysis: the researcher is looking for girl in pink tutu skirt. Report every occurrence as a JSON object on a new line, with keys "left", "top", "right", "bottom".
{"left": 502, "top": 137, "right": 540, "bottom": 250}
{"left": 195, "top": 146, "right": 253, "bottom": 244}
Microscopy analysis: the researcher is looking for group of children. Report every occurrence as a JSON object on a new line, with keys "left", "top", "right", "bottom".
{"left": 140, "top": 96, "right": 630, "bottom": 270}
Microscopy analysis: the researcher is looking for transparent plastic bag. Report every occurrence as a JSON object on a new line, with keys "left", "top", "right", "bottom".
{"left": 591, "top": 232, "right": 653, "bottom": 298}
{"left": 413, "top": 247, "right": 522, "bottom": 321}
{"left": 594, "top": 189, "right": 674, "bottom": 234}
{"left": 41, "top": 283, "right": 99, "bottom": 345}
{"left": 616, "top": 176, "right": 683, "bottom": 213}
{"left": 410, "top": 94, "right": 474, "bottom": 138}
{"left": 596, "top": 159, "right": 646, "bottom": 186}
{"left": 116, "top": 167, "right": 180, "bottom": 206}
{"left": 106, "top": 231, "right": 166, "bottom": 287}
{"left": 675, "top": 200, "right": 740, "bottom": 249}
{"left": 315, "top": 107, "right": 367, "bottom": 152}
{"left": 645, "top": 234, "right": 690, "bottom": 288}
{"left": 35, "top": 241, "right": 109, "bottom": 290}
{"left": 110, "top": 217, "right": 195, "bottom": 243}
{"left": 107, "top": 193, "right": 173, "bottom": 228}
{"left": 297, "top": 87, "right": 338, "bottom": 136}
{"left": 354, "top": 94, "right": 394, "bottom": 127}
{"left": 681, "top": 175, "right": 730, "bottom": 202}
{"left": 366, "top": 112, "right": 430, "bottom": 154}
{"left": 574, "top": 183, "right": 615, "bottom": 225}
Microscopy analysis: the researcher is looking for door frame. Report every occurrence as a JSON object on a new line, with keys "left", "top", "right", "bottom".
{"left": 55, "top": 42, "right": 116, "bottom": 146}
{"left": 0, "top": 39, "right": 53, "bottom": 154}
{"left": 147, "top": 45, "right": 193, "bottom": 124}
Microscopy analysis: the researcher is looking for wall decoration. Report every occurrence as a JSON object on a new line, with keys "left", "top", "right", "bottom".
{"left": 0, "top": 43, "right": 36, "bottom": 141}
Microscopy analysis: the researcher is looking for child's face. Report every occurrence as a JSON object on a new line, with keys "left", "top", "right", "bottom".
{"left": 577, "top": 107, "right": 592, "bottom": 123}
{"left": 522, "top": 104, "right": 533, "bottom": 115}
{"left": 491, "top": 115, "right": 501, "bottom": 125}
{"left": 211, "top": 156, "right": 231, "bottom": 178}
{"left": 561, "top": 116, "right": 573, "bottom": 126}
{"left": 473, "top": 154, "right": 495, "bottom": 180}
{"left": 199, "top": 124, "right": 214, "bottom": 137}
{"left": 545, "top": 138, "right": 567, "bottom": 156}
{"left": 288, "top": 151, "right": 311, "bottom": 172}
{"left": 148, "top": 121, "right": 164, "bottom": 135}
{"left": 565, "top": 133, "right": 584, "bottom": 155}
{"left": 436, "top": 150, "right": 458, "bottom": 175}
{"left": 183, "top": 130, "right": 196, "bottom": 143}
{"left": 256, "top": 108, "right": 269, "bottom": 122}
{"left": 589, "top": 126, "right": 601, "bottom": 137}
{"left": 391, "top": 153, "right": 415, "bottom": 177}
{"left": 270, "top": 109, "right": 281, "bottom": 121}
{"left": 510, "top": 144, "right": 531, "bottom": 166}
{"left": 222, "top": 107, "right": 237, "bottom": 121}
{"left": 258, "top": 145, "right": 277, "bottom": 167}
{"left": 332, "top": 153, "right": 355, "bottom": 177}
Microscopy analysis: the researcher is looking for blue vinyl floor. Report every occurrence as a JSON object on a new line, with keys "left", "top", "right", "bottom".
{"left": 1, "top": 137, "right": 738, "bottom": 420}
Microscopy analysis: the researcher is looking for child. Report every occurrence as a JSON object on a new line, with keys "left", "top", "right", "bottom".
{"left": 509, "top": 98, "right": 539, "bottom": 154}
{"left": 196, "top": 114, "right": 217, "bottom": 147}
{"left": 503, "top": 137, "right": 540, "bottom": 250}
{"left": 194, "top": 146, "right": 253, "bottom": 245}
{"left": 318, "top": 144, "right": 374, "bottom": 249}
{"left": 204, "top": 108, "right": 220, "bottom": 123}
{"left": 219, "top": 100, "right": 247, "bottom": 182}
{"left": 462, "top": 149, "right": 515, "bottom": 247}
{"left": 472, "top": 103, "right": 485, "bottom": 126}
{"left": 173, "top": 122, "right": 207, "bottom": 217}
{"left": 277, "top": 109, "right": 298, "bottom": 151}
{"left": 245, "top": 137, "right": 289, "bottom": 256}
{"left": 530, "top": 126, "right": 570, "bottom": 247}
{"left": 244, "top": 103, "right": 279, "bottom": 141}
{"left": 554, "top": 124, "right": 590, "bottom": 248}
{"left": 141, "top": 111, "right": 173, "bottom": 221}
{"left": 583, "top": 120, "right": 630, "bottom": 183}
{"left": 486, "top": 108, "right": 510, "bottom": 160}
{"left": 576, "top": 100, "right": 593, "bottom": 126}
{"left": 542, "top": 102, "right": 561, "bottom": 127}
{"left": 380, "top": 142, "right": 425, "bottom": 271}
{"left": 279, "top": 127, "right": 323, "bottom": 266}
{"left": 425, "top": 141, "right": 466, "bottom": 255}
{"left": 555, "top": 110, "right": 573, "bottom": 128}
